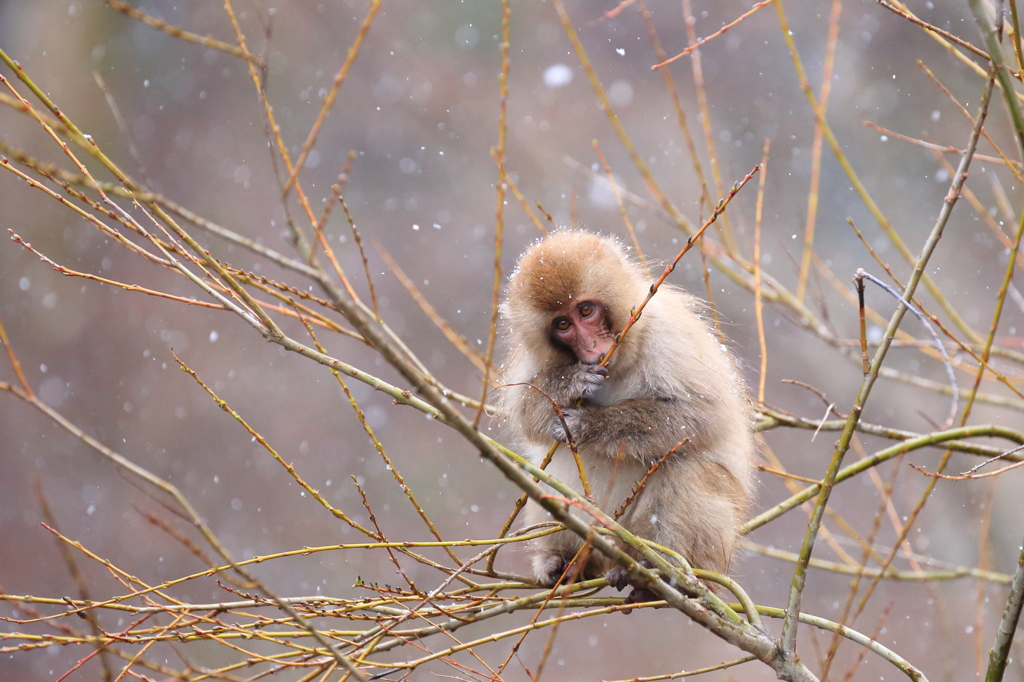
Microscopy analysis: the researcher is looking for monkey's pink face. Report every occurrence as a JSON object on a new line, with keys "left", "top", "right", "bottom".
{"left": 550, "top": 300, "right": 615, "bottom": 365}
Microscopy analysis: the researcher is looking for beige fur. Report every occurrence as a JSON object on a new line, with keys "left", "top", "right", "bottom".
{"left": 499, "top": 230, "right": 756, "bottom": 585}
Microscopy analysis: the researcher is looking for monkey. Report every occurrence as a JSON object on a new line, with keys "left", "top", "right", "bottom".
{"left": 498, "top": 230, "right": 756, "bottom": 603}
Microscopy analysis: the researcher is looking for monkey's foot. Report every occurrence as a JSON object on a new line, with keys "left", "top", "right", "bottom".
{"left": 622, "top": 586, "right": 659, "bottom": 610}
{"left": 605, "top": 566, "right": 632, "bottom": 591}
{"left": 606, "top": 560, "right": 654, "bottom": 590}
{"left": 606, "top": 562, "right": 660, "bottom": 614}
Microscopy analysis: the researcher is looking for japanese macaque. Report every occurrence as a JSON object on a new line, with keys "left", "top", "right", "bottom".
{"left": 499, "top": 230, "right": 755, "bottom": 599}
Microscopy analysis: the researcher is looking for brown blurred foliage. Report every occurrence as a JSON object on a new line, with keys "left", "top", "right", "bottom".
{"left": 2, "top": 1, "right": 1024, "bottom": 680}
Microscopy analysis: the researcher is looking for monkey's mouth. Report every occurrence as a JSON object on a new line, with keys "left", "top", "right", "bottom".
{"left": 578, "top": 334, "right": 615, "bottom": 366}
{"left": 578, "top": 354, "right": 604, "bottom": 365}
{"left": 578, "top": 344, "right": 613, "bottom": 366}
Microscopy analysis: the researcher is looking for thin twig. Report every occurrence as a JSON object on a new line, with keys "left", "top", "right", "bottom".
{"left": 855, "top": 269, "right": 959, "bottom": 428}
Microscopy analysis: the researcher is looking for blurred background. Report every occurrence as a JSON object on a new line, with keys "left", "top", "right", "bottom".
{"left": 2, "top": 0, "right": 1024, "bottom": 679}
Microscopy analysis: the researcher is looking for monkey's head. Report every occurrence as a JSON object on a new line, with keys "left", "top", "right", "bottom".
{"left": 502, "top": 230, "right": 648, "bottom": 366}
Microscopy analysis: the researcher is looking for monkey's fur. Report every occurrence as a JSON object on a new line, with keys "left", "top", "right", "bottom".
{"left": 499, "top": 230, "right": 755, "bottom": 591}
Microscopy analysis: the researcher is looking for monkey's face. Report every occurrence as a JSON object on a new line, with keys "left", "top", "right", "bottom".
{"left": 549, "top": 300, "right": 614, "bottom": 365}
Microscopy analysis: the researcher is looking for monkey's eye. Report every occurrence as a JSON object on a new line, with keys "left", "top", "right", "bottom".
{"left": 553, "top": 317, "right": 572, "bottom": 332}
{"left": 577, "top": 302, "right": 595, "bottom": 318}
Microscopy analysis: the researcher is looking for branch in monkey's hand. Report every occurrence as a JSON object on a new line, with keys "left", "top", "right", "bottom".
{"left": 550, "top": 407, "right": 582, "bottom": 444}
{"left": 505, "top": 380, "right": 593, "bottom": 500}
{"left": 598, "top": 162, "right": 761, "bottom": 368}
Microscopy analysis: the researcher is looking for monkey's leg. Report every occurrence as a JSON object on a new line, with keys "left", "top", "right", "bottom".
{"left": 650, "top": 459, "right": 746, "bottom": 577}
{"left": 524, "top": 499, "right": 589, "bottom": 586}
{"left": 532, "top": 552, "right": 569, "bottom": 587}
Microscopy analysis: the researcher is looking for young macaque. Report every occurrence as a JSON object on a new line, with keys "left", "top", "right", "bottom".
{"left": 499, "top": 230, "right": 755, "bottom": 602}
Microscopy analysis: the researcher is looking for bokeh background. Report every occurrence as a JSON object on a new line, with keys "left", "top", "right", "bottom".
{"left": 2, "top": 0, "right": 1024, "bottom": 679}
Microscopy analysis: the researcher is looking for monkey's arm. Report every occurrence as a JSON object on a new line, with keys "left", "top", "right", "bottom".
{"left": 515, "top": 362, "right": 607, "bottom": 442}
{"left": 518, "top": 363, "right": 712, "bottom": 459}
{"left": 554, "top": 396, "right": 712, "bottom": 462}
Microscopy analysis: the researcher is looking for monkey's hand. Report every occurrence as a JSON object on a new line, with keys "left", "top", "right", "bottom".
{"left": 551, "top": 408, "right": 583, "bottom": 444}
{"left": 566, "top": 362, "right": 608, "bottom": 401}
